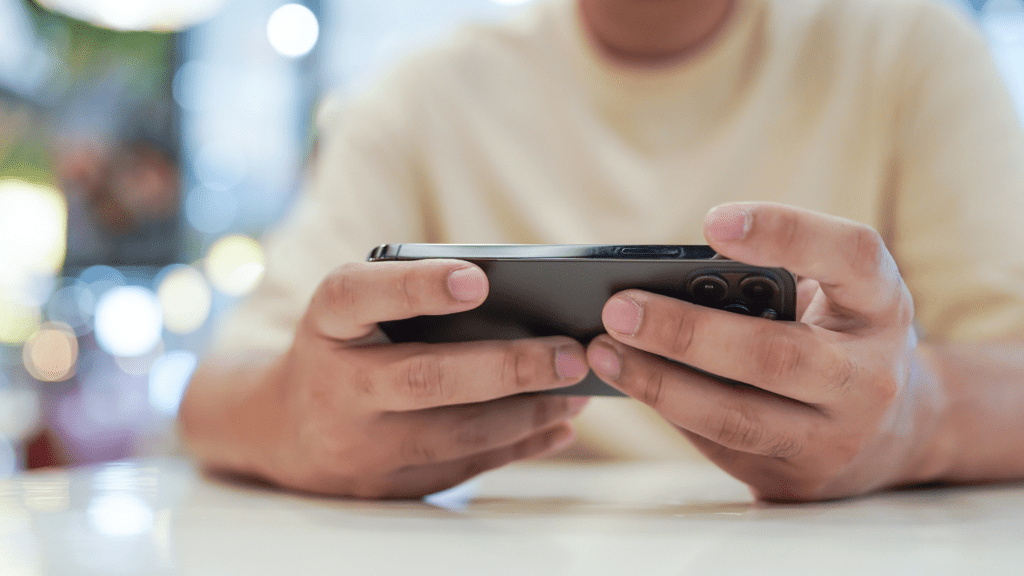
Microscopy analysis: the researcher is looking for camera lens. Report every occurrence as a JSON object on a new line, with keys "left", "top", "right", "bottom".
{"left": 739, "top": 275, "right": 778, "bottom": 304}
{"left": 723, "top": 302, "right": 753, "bottom": 316}
{"left": 688, "top": 274, "right": 728, "bottom": 304}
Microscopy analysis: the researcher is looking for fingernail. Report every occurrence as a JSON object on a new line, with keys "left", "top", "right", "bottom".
{"left": 555, "top": 347, "right": 588, "bottom": 380}
{"left": 706, "top": 205, "right": 751, "bottom": 242}
{"left": 448, "top": 268, "right": 486, "bottom": 302}
{"left": 567, "top": 397, "right": 590, "bottom": 415}
{"left": 588, "top": 344, "right": 621, "bottom": 379}
{"left": 605, "top": 297, "right": 642, "bottom": 335}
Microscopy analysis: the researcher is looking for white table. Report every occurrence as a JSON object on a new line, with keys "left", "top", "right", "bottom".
{"left": 2, "top": 457, "right": 1023, "bottom": 575}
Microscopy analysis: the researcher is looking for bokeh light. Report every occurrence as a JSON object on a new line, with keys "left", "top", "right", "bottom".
{"left": 46, "top": 283, "right": 95, "bottom": 336}
{"left": 149, "top": 351, "right": 198, "bottom": 415}
{"left": 78, "top": 265, "right": 127, "bottom": 310}
{"left": 267, "top": 4, "right": 320, "bottom": 58}
{"left": 172, "top": 60, "right": 216, "bottom": 112}
{"left": 36, "top": 0, "right": 229, "bottom": 32}
{"left": 156, "top": 266, "right": 212, "bottom": 334}
{"left": 194, "top": 140, "right": 247, "bottom": 191}
{"left": 204, "top": 234, "right": 265, "bottom": 296}
{"left": 185, "top": 187, "right": 238, "bottom": 234}
{"left": 113, "top": 341, "right": 165, "bottom": 377}
{"left": 0, "top": 386, "right": 41, "bottom": 441}
{"left": 86, "top": 493, "right": 155, "bottom": 537}
{"left": 0, "top": 299, "right": 40, "bottom": 345}
{"left": 22, "top": 322, "right": 79, "bottom": 382}
{"left": 0, "top": 180, "right": 67, "bottom": 281}
{"left": 94, "top": 287, "right": 164, "bottom": 357}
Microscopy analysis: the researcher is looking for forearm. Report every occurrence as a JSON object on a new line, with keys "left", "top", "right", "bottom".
{"left": 178, "top": 354, "right": 287, "bottom": 478}
{"left": 916, "top": 340, "right": 1024, "bottom": 484}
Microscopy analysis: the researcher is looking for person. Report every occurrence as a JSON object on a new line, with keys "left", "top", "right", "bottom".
{"left": 179, "top": 0, "right": 1024, "bottom": 501}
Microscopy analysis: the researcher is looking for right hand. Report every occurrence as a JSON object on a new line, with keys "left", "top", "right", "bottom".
{"left": 252, "top": 259, "right": 589, "bottom": 498}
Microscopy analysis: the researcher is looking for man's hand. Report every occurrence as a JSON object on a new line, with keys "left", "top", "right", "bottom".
{"left": 183, "top": 259, "right": 589, "bottom": 499}
{"left": 586, "top": 203, "right": 948, "bottom": 500}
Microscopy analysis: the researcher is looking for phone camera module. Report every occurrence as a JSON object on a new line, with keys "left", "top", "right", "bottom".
{"left": 688, "top": 274, "right": 728, "bottom": 304}
{"left": 739, "top": 275, "right": 778, "bottom": 304}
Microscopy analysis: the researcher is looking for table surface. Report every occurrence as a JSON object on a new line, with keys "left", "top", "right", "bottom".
{"left": 1, "top": 456, "right": 1023, "bottom": 576}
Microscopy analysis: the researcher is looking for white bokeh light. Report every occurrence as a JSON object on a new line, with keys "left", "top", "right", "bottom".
{"left": 267, "top": 4, "right": 320, "bottom": 58}
{"left": 86, "top": 494, "right": 155, "bottom": 537}
{"left": 149, "top": 351, "right": 199, "bottom": 415}
{"left": 36, "top": 0, "right": 228, "bottom": 31}
{"left": 94, "top": 287, "right": 164, "bottom": 358}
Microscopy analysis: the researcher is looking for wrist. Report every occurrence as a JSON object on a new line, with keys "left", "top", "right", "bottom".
{"left": 179, "top": 353, "right": 288, "bottom": 480}
{"left": 892, "top": 343, "right": 957, "bottom": 486}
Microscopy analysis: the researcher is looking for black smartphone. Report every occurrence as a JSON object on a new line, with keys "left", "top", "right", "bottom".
{"left": 367, "top": 244, "right": 797, "bottom": 396}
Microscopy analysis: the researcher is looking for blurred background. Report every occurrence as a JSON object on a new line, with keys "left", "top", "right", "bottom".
{"left": 0, "top": 0, "right": 1021, "bottom": 476}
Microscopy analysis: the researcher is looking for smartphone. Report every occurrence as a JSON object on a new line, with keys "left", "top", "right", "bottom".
{"left": 367, "top": 244, "right": 797, "bottom": 396}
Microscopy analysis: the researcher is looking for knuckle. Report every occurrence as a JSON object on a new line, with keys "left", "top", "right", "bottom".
{"left": 402, "top": 354, "right": 449, "bottom": 400}
{"left": 501, "top": 344, "right": 541, "bottom": 391}
{"left": 826, "top": 355, "right": 858, "bottom": 395}
{"left": 348, "top": 366, "right": 375, "bottom": 397}
{"left": 396, "top": 268, "right": 423, "bottom": 312}
{"left": 662, "top": 312, "right": 698, "bottom": 359}
{"left": 639, "top": 368, "right": 666, "bottom": 408}
{"left": 706, "top": 403, "right": 764, "bottom": 451}
{"left": 399, "top": 433, "right": 439, "bottom": 464}
{"left": 762, "top": 435, "right": 803, "bottom": 459}
{"left": 322, "top": 265, "right": 359, "bottom": 320}
{"left": 752, "top": 331, "right": 805, "bottom": 382}
{"left": 832, "top": 434, "right": 865, "bottom": 464}
{"left": 849, "top": 225, "right": 884, "bottom": 277}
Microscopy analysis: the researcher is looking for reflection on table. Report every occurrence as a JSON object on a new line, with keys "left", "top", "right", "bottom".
{"left": 2, "top": 457, "right": 1023, "bottom": 575}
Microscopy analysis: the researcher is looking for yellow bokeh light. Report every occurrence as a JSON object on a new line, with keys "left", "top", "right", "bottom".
{"left": 23, "top": 322, "right": 78, "bottom": 382}
{"left": 157, "top": 266, "right": 212, "bottom": 334}
{"left": 0, "top": 298, "right": 41, "bottom": 344}
{"left": 0, "top": 180, "right": 67, "bottom": 283}
{"left": 204, "top": 234, "right": 265, "bottom": 297}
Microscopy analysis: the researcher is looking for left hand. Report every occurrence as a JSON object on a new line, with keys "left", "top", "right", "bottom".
{"left": 586, "top": 203, "right": 946, "bottom": 500}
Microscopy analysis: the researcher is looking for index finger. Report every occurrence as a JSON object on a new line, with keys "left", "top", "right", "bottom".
{"left": 305, "top": 259, "right": 489, "bottom": 341}
{"left": 704, "top": 203, "right": 912, "bottom": 325}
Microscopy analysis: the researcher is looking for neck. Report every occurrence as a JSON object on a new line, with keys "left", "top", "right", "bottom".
{"left": 578, "top": 0, "right": 737, "bottom": 67}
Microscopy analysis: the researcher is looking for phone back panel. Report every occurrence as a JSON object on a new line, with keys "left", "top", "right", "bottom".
{"left": 372, "top": 246, "right": 796, "bottom": 396}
